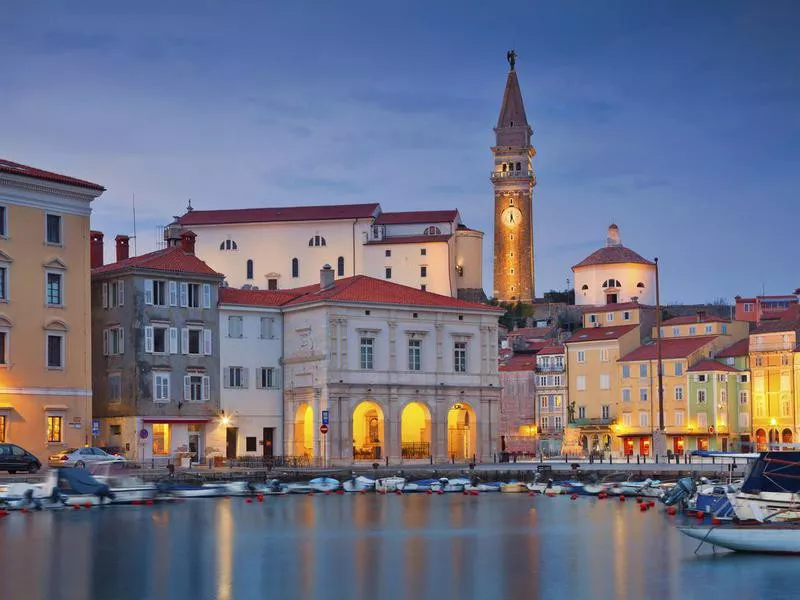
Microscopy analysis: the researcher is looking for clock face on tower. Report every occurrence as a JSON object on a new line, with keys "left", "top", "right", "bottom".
{"left": 501, "top": 206, "right": 522, "bottom": 227}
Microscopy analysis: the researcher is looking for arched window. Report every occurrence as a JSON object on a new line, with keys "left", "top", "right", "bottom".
{"left": 424, "top": 226, "right": 442, "bottom": 235}
{"left": 602, "top": 279, "right": 622, "bottom": 289}
{"left": 308, "top": 235, "right": 326, "bottom": 247}
{"left": 636, "top": 282, "right": 645, "bottom": 289}
{"left": 246, "top": 259, "right": 254, "bottom": 280}
{"left": 581, "top": 284, "right": 589, "bottom": 291}
{"left": 291, "top": 258, "right": 299, "bottom": 278}
{"left": 219, "top": 239, "right": 238, "bottom": 251}
{"left": 337, "top": 256, "right": 345, "bottom": 277}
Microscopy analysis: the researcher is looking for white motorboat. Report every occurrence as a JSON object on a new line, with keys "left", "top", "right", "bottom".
{"left": 527, "top": 479, "right": 564, "bottom": 495}
{"left": 309, "top": 477, "right": 340, "bottom": 493}
{"left": 678, "top": 522, "right": 800, "bottom": 554}
{"left": 609, "top": 479, "right": 664, "bottom": 498}
{"left": 431, "top": 478, "right": 468, "bottom": 493}
{"left": 375, "top": 477, "right": 406, "bottom": 493}
{"left": 159, "top": 482, "right": 234, "bottom": 498}
{"left": 343, "top": 476, "right": 376, "bottom": 492}
{"left": 500, "top": 481, "right": 527, "bottom": 493}
{"left": 251, "top": 479, "right": 289, "bottom": 495}
{"left": 94, "top": 476, "right": 159, "bottom": 504}
{"left": 474, "top": 482, "right": 502, "bottom": 492}
{"left": 720, "top": 452, "right": 800, "bottom": 522}
{"left": 285, "top": 482, "right": 314, "bottom": 494}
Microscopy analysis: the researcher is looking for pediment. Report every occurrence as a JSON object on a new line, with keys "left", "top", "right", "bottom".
{"left": 0, "top": 250, "right": 12, "bottom": 263}
{"left": 44, "top": 258, "right": 67, "bottom": 270}
{"left": 0, "top": 314, "right": 13, "bottom": 328}
{"left": 44, "top": 319, "right": 69, "bottom": 331}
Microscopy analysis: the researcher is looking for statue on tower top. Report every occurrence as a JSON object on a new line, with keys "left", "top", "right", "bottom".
{"left": 507, "top": 49, "right": 517, "bottom": 71}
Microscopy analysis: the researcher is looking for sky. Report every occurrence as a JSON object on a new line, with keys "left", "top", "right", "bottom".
{"left": 1, "top": 0, "right": 799, "bottom": 303}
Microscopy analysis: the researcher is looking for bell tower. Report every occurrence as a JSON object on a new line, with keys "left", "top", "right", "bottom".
{"left": 492, "top": 50, "right": 536, "bottom": 303}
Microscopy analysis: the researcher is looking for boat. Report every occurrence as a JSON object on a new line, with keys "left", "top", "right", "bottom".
{"left": 309, "top": 477, "right": 340, "bottom": 493}
{"left": 609, "top": 479, "right": 664, "bottom": 498}
{"left": 285, "top": 482, "right": 314, "bottom": 494}
{"left": 93, "top": 475, "right": 159, "bottom": 504}
{"left": 0, "top": 481, "right": 64, "bottom": 510}
{"left": 50, "top": 468, "right": 116, "bottom": 506}
{"left": 431, "top": 478, "right": 468, "bottom": 493}
{"left": 678, "top": 521, "right": 800, "bottom": 554}
{"left": 474, "top": 482, "right": 502, "bottom": 492}
{"left": 725, "top": 452, "right": 800, "bottom": 522}
{"left": 661, "top": 477, "right": 696, "bottom": 506}
{"left": 403, "top": 479, "right": 438, "bottom": 493}
{"left": 500, "top": 481, "right": 527, "bottom": 493}
{"left": 342, "top": 476, "right": 375, "bottom": 492}
{"left": 527, "top": 479, "right": 564, "bottom": 495}
{"left": 251, "top": 479, "right": 289, "bottom": 495}
{"left": 375, "top": 477, "right": 406, "bottom": 493}
{"left": 157, "top": 481, "right": 235, "bottom": 498}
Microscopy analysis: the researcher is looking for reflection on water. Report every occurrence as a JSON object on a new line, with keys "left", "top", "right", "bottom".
{"left": 2, "top": 494, "right": 800, "bottom": 600}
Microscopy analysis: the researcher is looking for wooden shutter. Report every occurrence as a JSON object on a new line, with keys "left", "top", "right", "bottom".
{"left": 203, "top": 329, "right": 212, "bottom": 355}
{"left": 144, "top": 280, "right": 153, "bottom": 305}
{"left": 181, "top": 328, "right": 189, "bottom": 354}
{"left": 168, "top": 281, "right": 178, "bottom": 306}
{"left": 101, "top": 283, "right": 108, "bottom": 308}
{"left": 118, "top": 327, "right": 125, "bottom": 354}
{"left": 169, "top": 328, "right": 178, "bottom": 354}
{"left": 202, "top": 376, "right": 210, "bottom": 401}
{"left": 222, "top": 367, "right": 230, "bottom": 389}
{"left": 118, "top": 281, "right": 125, "bottom": 307}
{"left": 102, "top": 329, "right": 109, "bottom": 355}
{"left": 144, "top": 326, "right": 154, "bottom": 353}
{"left": 242, "top": 368, "right": 248, "bottom": 389}
{"left": 183, "top": 375, "right": 191, "bottom": 401}
{"left": 202, "top": 283, "right": 211, "bottom": 309}
{"left": 179, "top": 283, "right": 188, "bottom": 307}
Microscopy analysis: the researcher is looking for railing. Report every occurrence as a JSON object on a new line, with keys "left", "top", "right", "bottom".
{"left": 401, "top": 442, "right": 431, "bottom": 459}
{"left": 535, "top": 365, "right": 565, "bottom": 373}
{"left": 353, "top": 446, "right": 382, "bottom": 461}
{"left": 538, "top": 427, "right": 564, "bottom": 435}
{"left": 573, "top": 418, "right": 615, "bottom": 426}
{"left": 490, "top": 170, "right": 534, "bottom": 180}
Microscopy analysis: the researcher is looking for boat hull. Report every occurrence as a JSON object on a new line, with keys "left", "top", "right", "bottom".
{"left": 679, "top": 524, "right": 800, "bottom": 554}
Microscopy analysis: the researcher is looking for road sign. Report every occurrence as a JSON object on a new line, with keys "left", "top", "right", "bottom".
{"left": 320, "top": 424, "right": 329, "bottom": 435}
{"left": 92, "top": 419, "right": 100, "bottom": 437}
{"left": 708, "top": 426, "right": 715, "bottom": 434}
{"left": 139, "top": 428, "right": 149, "bottom": 440}
{"left": 322, "top": 410, "right": 329, "bottom": 425}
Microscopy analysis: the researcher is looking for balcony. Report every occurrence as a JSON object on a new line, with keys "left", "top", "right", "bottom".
{"left": 490, "top": 170, "right": 534, "bottom": 181}
{"left": 535, "top": 365, "right": 565, "bottom": 373}
{"left": 574, "top": 418, "right": 616, "bottom": 427}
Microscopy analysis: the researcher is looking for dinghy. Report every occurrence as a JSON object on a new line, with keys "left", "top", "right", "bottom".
{"left": 375, "top": 477, "right": 406, "bottom": 493}
{"left": 309, "top": 478, "right": 340, "bottom": 493}
{"left": 500, "top": 481, "right": 527, "bottom": 493}
{"left": 343, "top": 476, "right": 375, "bottom": 492}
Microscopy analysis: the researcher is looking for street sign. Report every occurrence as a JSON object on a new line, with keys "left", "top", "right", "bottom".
{"left": 139, "top": 428, "right": 149, "bottom": 440}
{"left": 708, "top": 426, "right": 715, "bottom": 434}
{"left": 322, "top": 410, "right": 329, "bottom": 425}
{"left": 92, "top": 419, "right": 100, "bottom": 437}
{"left": 320, "top": 424, "right": 329, "bottom": 435}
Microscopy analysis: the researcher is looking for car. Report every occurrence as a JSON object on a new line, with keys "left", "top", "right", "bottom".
{"left": 48, "top": 446, "right": 126, "bottom": 468}
{"left": 0, "top": 443, "right": 42, "bottom": 474}
{"left": 97, "top": 446, "right": 127, "bottom": 459}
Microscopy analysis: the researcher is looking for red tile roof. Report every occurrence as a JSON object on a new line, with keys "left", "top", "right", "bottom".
{"left": 374, "top": 210, "right": 458, "bottom": 225}
{"left": 566, "top": 325, "right": 639, "bottom": 343}
{"left": 364, "top": 234, "right": 451, "bottom": 246}
{"left": 508, "top": 326, "right": 555, "bottom": 338}
{"left": 499, "top": 355, "right": 537, "bottom": 372}
{"left": 753, "top": 305, "right": 800, "bottom": 333}
{"left": 619, "top": 336, "right": 717, "bottom": 362}
{"left": 91, "top": 246, "right": 222, "bottom": 277}
{"left": 573, "top": 245, "right": 654, "bottom": 269}
{"left": 0, "top": 158, "right": 105, "bottom": 191}
{"left": 716, "top": 338, "right": 749, "bottom": 358}
{"left": 177, "top": 203, "right": 380, "bottom": 226}
{"left": 218, "top": 287, "right": 300, "bottom": 307}
{"left": 688, "top": 359, "right": 741, "bottom": 373}
{"left": 583, "top": 302, "right": 648, "bottom": 313}
{"left": 663, "top": 315, "right": 730, "bottom": 325}
{"left": 537, "top": 345, "right": 565, "bottom": 356}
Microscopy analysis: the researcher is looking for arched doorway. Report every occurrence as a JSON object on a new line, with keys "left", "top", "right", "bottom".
{"left": 294, "top": 404, "right": 314, "bottom": 457}
{"left": 756, "top": 428, "right": 767, "bottom": 451}
{"left": 783, "top": 428, "right": 793, "bottom": 444}
{"left": 401, "top": 402, "right": 431, "bottom": 459}
{"left": 353, "top": 401, "right": 384, "bottom": 460}
{"left": 447, "top": 403, "right": 477, "bottom": 461}
{"left": 769, "top": 429, "right": 780, "bottom": 444}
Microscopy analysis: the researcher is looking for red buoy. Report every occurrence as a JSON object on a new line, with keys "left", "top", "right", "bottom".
{"left": 696, "top": 511, "right": 705, "bottom": 520}
{"left": 666, "top": 507, "right": 677, "bottom": 516}
{"left": 72, "top": 504, "right": 81, "bottom": 510}
{"left": 640, "top": 503, "right": 648, "bottom": 512}
{"left": 635, "top": 497, "right": 643, "bottom": 504}
{"left": 437, "top": 490, "right": 444, "bottom": 495}
{"left": 395, "top": 490, "right": 402, "bottom": 495}
{"left": 570, "top": 494, "right": 578, "bottom": 500}
{"left": 619, "top": 496, "right": 626, "bottom": 502}
{"left": 711, "top": 517, "right": 721, "bottom": 525}
{"left": 257, "top": 495, "right": 264, "bottom": 502}
{"left": 245, "top": 498, "right": 253, "bottom": 504}
{"left": 146, "top": 500, "right": 154, "bottom": 506}
{"left": 425, "top": 489, "right": 433, "bottom": 495}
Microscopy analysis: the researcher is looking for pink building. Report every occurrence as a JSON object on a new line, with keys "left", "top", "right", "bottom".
{"left": 499, "top": 354, "right": 537, "bottom": 455}
{"left": 735, "top": 294, "right": 798, "bottom": 324}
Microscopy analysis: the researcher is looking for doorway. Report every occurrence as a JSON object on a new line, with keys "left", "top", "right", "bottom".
{"left": 188, "top": 424, "right": 203, "bottom": 463}
{"left": 226, "top": 427, "right": 238, "bottom": 459}
{"left": 263, "top": 427, "right": 274, "bottom": 458}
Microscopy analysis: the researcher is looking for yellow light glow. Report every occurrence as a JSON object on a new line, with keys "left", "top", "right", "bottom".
{"left": 220, "top": 415, "right": 231, "bottom": 427}
{"left": 771, "top": 417, "right": 778, "bottom": 427}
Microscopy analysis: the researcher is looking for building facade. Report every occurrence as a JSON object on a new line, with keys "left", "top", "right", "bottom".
{"left": 0, "top": 159, "right": 104, "bottom": 461}
{"left": 492, "top": 52, "right": 536, "bottom": 302}
{"left": 499, "top": 354, "right": 537, "bottom": 455}
{"left": 91, "top": 228, "right": 224, "bottom": 463}
{"left": 535, "top": 345, "right": 567, "bottom": 455}
{"left": 735, "top": 294, "right": 798, "bottom": 324}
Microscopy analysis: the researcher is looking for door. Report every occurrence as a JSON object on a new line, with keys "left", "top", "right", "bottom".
{"left": 262, "top": 428, "right": 274, "bottom": 458}
{"left": 226, "top": 427, "right": 238, "bottom": 459}
{"left": 188, "top": 424, "right": 203, "bottom": 462}
{"left": 721, "top": 437, "right": 729, "bottom": 452}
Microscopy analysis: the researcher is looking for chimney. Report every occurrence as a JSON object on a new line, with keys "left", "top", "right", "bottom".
{"left": 696, "top": 310, "right": 706, "bottom": 322}
{"left": 115, "top": 234, "right": 130, "bottom": 262}
{"left": 320, "top": 264, "right": 335, "bottom": 290}
{"left": 164, "top": 219, "right": 184, "bottom": 247}
{"left": 90, "top": 231, "right": 104, "bottom": 268}
{"left": 180, "top": 231, "right": 197, "bottom": 255}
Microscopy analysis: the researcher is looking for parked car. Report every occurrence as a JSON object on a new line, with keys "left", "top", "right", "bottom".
{"left": 0, "top": 443, "right": 42, "bottom": 474}
{"left": 97, "top": 446, "right": 127, "bottom": 459}
{"left": 48, "top": 447, "right": 126, "bottom": 468}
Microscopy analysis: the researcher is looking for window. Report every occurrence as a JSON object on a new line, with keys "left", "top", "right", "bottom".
{"left": 576, "top": 351, "right": 585, "bottom": 364}
{"left": 722, "top": 324, "right": 728, "bottom": 334}
{"left": 308, "top": 235, "right": 326, "bottom": 247}
{"left": 738, "top": 412, "right": 749, "bottom": 428}
{"left": 46, "top": 333, "right": 64, "bottom": 369}
{"left": 622, "top": 388, "right": 631, "bottom": 402}
{"left": 602, "top": 279, "right": 622, "bottom": 289}
{"left": 104, "top": 327, "right": 125, "bottom": 355}
{"left": 186, "top": 283, "right": 201, "bottom": 308}
{"left": 420, "top": 285, "right": 426, "bottom": 292}
{"left": 675, "top": 386, "right": 684, "bottom": 401}
{"left": 46, "top": 214, "right": 62, "bottom": 245}
{"left": 246, "top": 259, "right": 254, "bottom": 280}
{"left": 553, "top": 374, "right": 563, "bottom": 386}
{"left": 589, "top": 314, "right": 597, "bottom": 324}
{"left": 360, "top": 337, "right": 374, "bottom": 369}
{"left": 578, "top": 406, "right": 586, "bottom": 419}
{"left": 554, "top": 395, "right": 562, "bottom": 407}
{"left": 408, "top": 339, "right": 421, "bottom": 371}
{"left": 639, "top": 411, "right": 649, "bottom": 427}
{"left": 154, "top": 372, "right": 170, "bottom": 402}
{"left": 743, "top": 303, "right": 754, "bottom": 313}
{"left": 739, "top": 390, "right": 748, "bottom": 405}
{"left": 420, "top": 266, "right": 427, "bottom": 278}
{"left": 622, "top": 413, "right": 632, "bottom": 427}
{"left": 705, "top": 325, "right": 713, "bottom": 334}
{"left": 672, "top": 327, "right": 680, "bottom": 336}
{"left": 622, "top": 365, "right": 630, "bottom": 379}
{"left": 600, "top": 348, "right": 609, "bottom": 362}
{"left": 385, "top": 250, "right": 391, "bottom": 257}
{"left": 182, "top": 328, "right": 211, "bottom": 356}
{"left": 46, "top": 272, "right": 63, "bottom": 306}
{"left": 0, "top": 415, "right": 6, "bottom": 441}
{"left": 601, "top": 405, "right": 610, "bottom": 420}
{"left": 674, "top": 410, "right": 684, "bottom": 427}
{"left": 538, "top": 375, "right": 547, "bottom": 387}
{"left": 385, "top": 267, "right": 392, "bottom": 279}
{"left": 622, "top": 311, "right": 631, "bottom": 321}
{"left": 291, "top": 258, "right": 299, "bottom": 278}
{"left": 540, "top": 396, "right": 548, "bottom": 408}
{"left": 607, "top": 313, "right": 614, "bottom": 322}
{"left": 108, "top": 373, "right": 122, "bottom": 404}
{"left": 674, "top": 362, "right": 683, "bottom": 376}
{"left": 576, "top": 375, "right": 586, "bottom": 391}
{"left": 781, "top": 397, "right": 791, "bottom": 417}
{"left": 260, "top": 317, "right": 275, "bottom": 339}
{"left": 689, "top": 326, "right": 696, "bottom": 335}
{"left": 0, "top": 206, "right": 6, "bottom": 237}
{"left": 697, "top": 374, "right": 707, "bottom": 383}
{"left": 184, "top": 375, "right": 209, "bottom": 402}
{"left": 0, "top": 266, "right": 7, "bottom": 301}
{"left": 454, "top": 342, "right": 467, "bottom": 373}
{"left": 756, "top": 400, "right": 766, "bottom": 417}
{"left": 219, "top": 239, "right": 238, "bottom": 251}
{"left": 782, "top": 354, "right": 790, "bottom": 367}
{"left": 697, "top": 389, "right": 706, "bottom": 404}
{"left": 421, "top": 248, "right": 427, "bottom": 256}
{"left": 146, "top": 280, "right": 167, "bottom": 306}
{"left": 0, "top": 330, "right": 6, "bottom": 365}
{"left": 152, "top": 423, "right": 170, "bottom": 455}
{"left": 639, "top": 364, "right": 647, "bottom": 378}
{"left": 639, "top": 388, "right": 648, "bottom": 402}
{"left": 225, "top": 367, "right": 247, "bottom": 389}
{"left": 697, "top": 412, "right": 707, "bottom": 428}
{"left": 47, "top": 415, "right": 63, "bottom": 443}
{"left": 600, "top": 374, "right": 610, "bottom": 390}
{"left": 424, "top": 226, "right": 441, "bottom": 235}
{"left": 228, "top": 316, "right": 243, "bottom": 339}
{"left": 256, "top": 367, "right": 279, "bottom": 389}
{"left": 755, "top": 356, "right": 763, "bottom": 367}
{"left": 337, "top": 257, "right": 345, "bottom": 277}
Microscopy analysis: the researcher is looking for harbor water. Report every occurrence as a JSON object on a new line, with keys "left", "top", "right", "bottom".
{"left": 0, "top": 493, "right": 797, "bottom": 600}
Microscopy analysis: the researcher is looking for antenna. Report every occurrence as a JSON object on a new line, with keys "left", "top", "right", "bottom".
{"left": 132, "top": 192, "right": 138, "bottom": 256}
{"left": 762, "top": 281, "right": 766, "bottom": 296}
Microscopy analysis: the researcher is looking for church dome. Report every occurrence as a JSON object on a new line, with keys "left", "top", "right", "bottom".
{"left": 572, "top": 224, "right": 653, "bottom": 270}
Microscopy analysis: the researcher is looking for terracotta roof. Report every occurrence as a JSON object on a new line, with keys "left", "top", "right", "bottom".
{"left": 753, "top": 305, "right": 800, "bottom": 333}
{"left": 364, "top": 234, "right": 451, "bottom": 246}
{"left": 497, "top": 70, "right": 529, "bottom": 129}
{"left": 508, "top": 326, "right": 555, "bottom": 338}
{"left": 573, "top": 245, "right": 654, "bottom": 269}
{"left": 716, "top": 338, "right": 749, "bottom": 358}
{"left": 566, "top": 325, "right": 638, "bottom": 343}
{"left": 281, "top": 275, "right": 503, "bottom": 312}
{"left": 688, "top": 360, "right": 741, "bottom": 373}
{"left": 662, "top": 315, "right": 730, "bottom": 325}
{"left": 583, "top": 302, "right": 647, "bottom": 313}
{"left": 0, "top": 158, "right": 105, "bottom": 191}
{"left": 373, "top": 210, "right": 458, "bottom": 225}
{"left": 92, "top": 246, "right": 222, "bottom": 277}
{"left": 177, "top": 203, "right": 380, "bottom": 226}
{"left": 537, "top": 345, "right": 565, "bottom": 356}
{"left": 218, "top": 287, "right": 300, "bottom": 307}
{"left": 499, "top": 355, "right": 537, "bottom": 372}
{"left": 619, "top": 336, "right": 717, "bottom": 362}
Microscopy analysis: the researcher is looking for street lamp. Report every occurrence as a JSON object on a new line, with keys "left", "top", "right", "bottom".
{"left": 653, "top": 257, "right": 667, "bottom": 458}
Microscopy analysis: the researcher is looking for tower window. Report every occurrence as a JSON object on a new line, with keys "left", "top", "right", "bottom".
{"left": 602, "top": 279, "right": 622, "bottom": 289}
{"left": 510, "top": 234, "right": 514, "bottom": 241}
{"left": 308, "top": 235, "right": 326, "bottom": 247}
{"left": 509, "top": 198, "right": 514, "bottom": 206}
{"left": 291, "top": 258, "right": 299, "bottom": 278}
{"left": 423, "top": 226, "right": 441, "bottom": 235}
{"left": 636, "top": 282, "right": 645, "bottom": 289}
{"left": 246, "top": 259, "right": 254, "bottom": 280}
{"left": 219, "top": 239, "right": 238, "bottom": 251}
{"left": 337, "top": 256, "right": 345, "bottom": 276}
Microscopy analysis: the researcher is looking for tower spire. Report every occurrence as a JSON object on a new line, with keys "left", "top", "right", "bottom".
{"left": 496, "top": 53, "right": 530, "bottom": 133}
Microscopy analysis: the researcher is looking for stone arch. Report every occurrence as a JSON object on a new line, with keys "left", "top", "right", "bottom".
{"left": 294, "top": 403, "right": 314, "bottom": 457}
{"left": 755, "top": 428, "right": 767, "bottom": 451}
{"left": 401, "top": 401, "right": 432, "bottom": 459}
{"left": 783, "top": 428, "right": 793, "bottom": 444}
{"left": 447, "top": 402, "right": 477, "bottom": 462}
{"left": 352, "top": 401, "right": 384, "bottom": 461}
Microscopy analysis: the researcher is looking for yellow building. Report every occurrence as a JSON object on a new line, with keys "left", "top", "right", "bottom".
{"left": 0, "top": 159, "right": 104, "bottom": 463}
{"left": 749, "top": 307, "right": 800, "bottom": 449}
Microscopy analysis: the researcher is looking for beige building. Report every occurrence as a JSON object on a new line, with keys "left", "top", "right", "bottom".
{"left": 0, "top": 159, "right": 104, "bottom": 462}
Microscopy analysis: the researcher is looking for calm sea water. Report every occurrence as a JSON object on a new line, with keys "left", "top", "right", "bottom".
{"left": 0, "top": 493, "right": 797, "bottom": 600}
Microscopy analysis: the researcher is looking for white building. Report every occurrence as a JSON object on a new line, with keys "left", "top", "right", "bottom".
{"left": 276, "top": 265, "right": 502, "bottom": 463}
{"left": 176, "top": 204, "right": 484, "bottom": 301}
{"left": 210, "top": 288, "right": 289, "bottom": 460}
{"left": 572, "top": 224, "right": 656, "bottom": 306}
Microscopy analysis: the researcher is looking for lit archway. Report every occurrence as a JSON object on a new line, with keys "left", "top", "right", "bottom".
{"left": 447, "top": 403, "right": 477, "bottom": 461}
{"left": 294, "top": 404, "right": 314, "bottom": 457}
{"left": 401, "top": 402, "right": 432, "bottom": 459}
{"left": 353, "top": 401, "right": 384, "bottom": 461}
{"left": 783, "top": 428, "right": 793, "bottom": 444}
{"left": 756, "top": 428, "right": 767, "bottom": 451}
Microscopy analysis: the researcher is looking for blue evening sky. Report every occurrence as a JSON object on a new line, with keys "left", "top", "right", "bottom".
{"left": 2, "top": 1, "right": 798, "bottom": 303}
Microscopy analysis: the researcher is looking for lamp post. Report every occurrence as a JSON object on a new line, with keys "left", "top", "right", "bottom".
{"left": 653, "top": 257, "right": 667, "bottom": 459}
